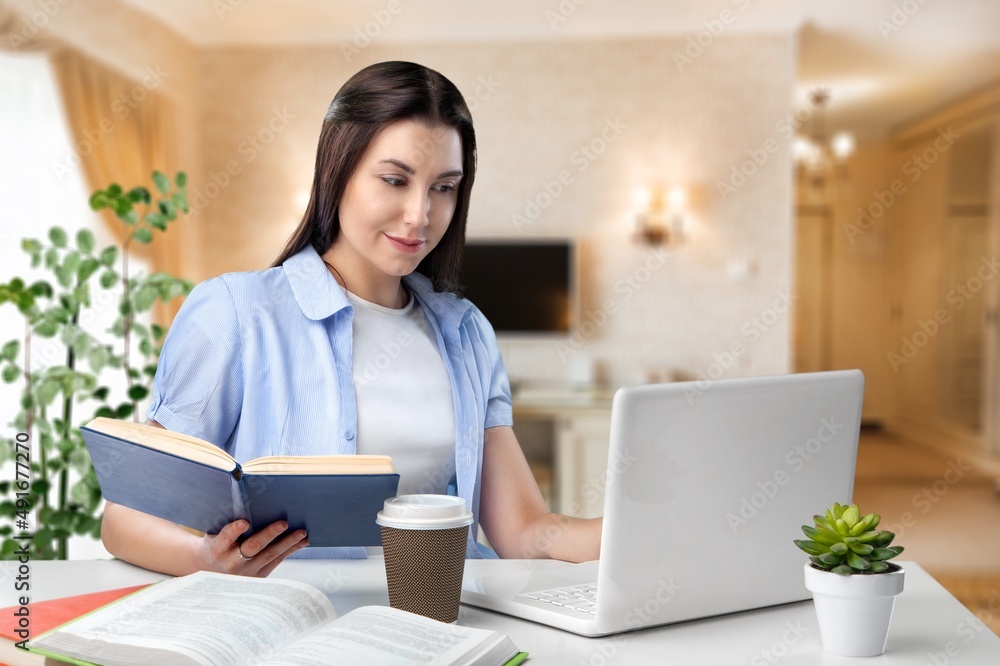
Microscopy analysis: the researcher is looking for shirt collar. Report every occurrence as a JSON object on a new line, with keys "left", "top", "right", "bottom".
{"left": 403, "top": 271, "right": 473, "bottom": 329}
{"left": 283, "top": 243, "right": 474, "bottom": 325}
{"left": 283, "top": 245, "right": 352, "bottom": 320}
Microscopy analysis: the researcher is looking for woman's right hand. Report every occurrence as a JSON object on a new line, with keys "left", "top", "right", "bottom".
{"left": 197, "top": 519, "right": 309, "bottom": 577}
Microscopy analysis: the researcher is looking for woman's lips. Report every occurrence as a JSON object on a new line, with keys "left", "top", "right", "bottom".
{"left": 385, "top": 234, "right": 426, "bottom": 253}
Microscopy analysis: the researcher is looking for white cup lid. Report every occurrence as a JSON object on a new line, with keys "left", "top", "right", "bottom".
{"left": 376, "top": 494, "right": 474, "bottom": 530}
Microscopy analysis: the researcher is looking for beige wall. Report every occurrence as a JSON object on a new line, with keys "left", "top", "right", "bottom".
{"left": 196, "top": 36, "right": 797, "bottom": 386}
{"left": 14, "top": 0, "right": 798, "bottom": 387}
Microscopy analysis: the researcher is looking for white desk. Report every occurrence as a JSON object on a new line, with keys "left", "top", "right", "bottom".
{"left": 5, "top": 559, "right": 1000, "bottom": 664}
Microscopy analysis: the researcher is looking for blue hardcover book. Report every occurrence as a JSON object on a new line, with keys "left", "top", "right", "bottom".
{"left": 82, "top": 418, "right": 399, "bottom": 547}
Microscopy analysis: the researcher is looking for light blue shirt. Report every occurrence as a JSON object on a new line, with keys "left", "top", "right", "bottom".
{"left": 147, "top": 244, "right": 514, "bottom": 559}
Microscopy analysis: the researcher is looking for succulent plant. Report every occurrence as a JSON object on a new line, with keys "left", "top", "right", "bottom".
{"left": 795, "top": 502, "right": 904, "bottom": 575}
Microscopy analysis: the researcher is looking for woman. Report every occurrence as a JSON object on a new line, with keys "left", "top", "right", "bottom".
{"left": 102, "top": 61, "right": 601, "bottom": 577}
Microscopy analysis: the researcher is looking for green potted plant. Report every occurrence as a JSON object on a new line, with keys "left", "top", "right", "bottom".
{"left": 0, "top": 171, "right": 192, "bottom": 560}
{"left": 794, "top": 502, "right": 906, "bottom": 657}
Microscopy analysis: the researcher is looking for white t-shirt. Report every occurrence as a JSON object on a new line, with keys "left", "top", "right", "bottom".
{"left": 349, "top": 289, "right": 456, "bottom": 497}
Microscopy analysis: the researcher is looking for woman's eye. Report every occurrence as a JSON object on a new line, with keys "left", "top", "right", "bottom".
{"left": 434, "top": 183, "right": 456, "bottom": 193}
{"left": 382, "top": 176, "right": 406, "bottom": 187}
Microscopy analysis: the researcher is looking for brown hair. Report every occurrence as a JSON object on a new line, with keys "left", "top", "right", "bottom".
{"left": 273, "top": 61, "right": 476, "bottom": 293}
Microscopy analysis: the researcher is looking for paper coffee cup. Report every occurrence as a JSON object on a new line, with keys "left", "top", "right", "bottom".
{"left": 376, "top": 495, "right": 473, "bottom": 623}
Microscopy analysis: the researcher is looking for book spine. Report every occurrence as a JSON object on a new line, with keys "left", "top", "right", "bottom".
{"left": 234, "top": 474, "right": 251, "bottom": 537}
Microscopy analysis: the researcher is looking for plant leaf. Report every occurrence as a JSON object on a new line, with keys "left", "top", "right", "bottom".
{"left": 75, "top": 229, "right": 95, "bottom": 253}
{"left": 152, "top": 171, "right": 170, "bottom": 193}
{"left": 99, "top": 246, "right": 118, "bottom": 267}
{"left": 127, "top": 385, "right": 148, "bottom": 401}
{"left": 128, "top": 186, "right": 151, "bottom": 204}
{"left": 842, "top": 504, "right": 860, "bottom": 528}
{"left": 132, "top": 227, "right": 154, "bottom": 244}
{"left": 803, "top": 525, "right": 841, "bottom": 545}
{"left": 49, "top": 227, "right": 68, "bottom": 247}
{"left": 818, "top": 552, "right": 842, "bottom": 566}
{"left": 99, "top": 271, "right": 120, "bottom": 290}
{"left": 846, "top": 552, "right": 871, "bottom": 570}
{"left": 794, "top": 539, "right": 826, "bottom": 556}
{"left": 870, "top": 547, "right": 897, "bottom": 561}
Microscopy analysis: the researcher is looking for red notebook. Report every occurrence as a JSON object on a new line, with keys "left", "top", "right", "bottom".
{"left": 1, "top": 584, "right": 151, "bottom": 661}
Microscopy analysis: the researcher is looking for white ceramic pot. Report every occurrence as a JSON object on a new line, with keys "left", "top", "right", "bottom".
{"left": 803, "top": 563, "right": 905, "bottom": 657}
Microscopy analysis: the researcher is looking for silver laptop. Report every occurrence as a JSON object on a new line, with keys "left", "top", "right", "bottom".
{"left": 461, "top": 370, "right": 864, "bottom": 636}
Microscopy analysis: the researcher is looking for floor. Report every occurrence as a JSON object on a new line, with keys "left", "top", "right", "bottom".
{"left": 853, "top": 427, "right": 1000, "bottom": 637}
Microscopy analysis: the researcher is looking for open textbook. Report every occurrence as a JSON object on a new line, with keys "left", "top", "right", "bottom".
{"left": 29, "top": 571, "right": 525, "bottom": 666}
{"left": 81, "top": 417, "right": 400, "bottom": 546}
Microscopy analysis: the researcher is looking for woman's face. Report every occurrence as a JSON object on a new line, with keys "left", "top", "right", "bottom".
{"left": 334, "top": 119, "right": 463, "bottom": 283}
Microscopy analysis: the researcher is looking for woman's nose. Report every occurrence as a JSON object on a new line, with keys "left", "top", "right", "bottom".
{"left": 403, "top": 189, "right": 430, "bottom": 227}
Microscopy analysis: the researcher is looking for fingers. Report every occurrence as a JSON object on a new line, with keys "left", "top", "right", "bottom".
{"left": 206, "top": 519, "right": 309, "bottom": 577}
{"left": 207, "top": 519, "right": 252, "bottom": 563}
{"left": 256, "top": 532, "right": 311, "bottom": 578}
{"left": 236, "top": 520, "right": 293, "bottom": 559}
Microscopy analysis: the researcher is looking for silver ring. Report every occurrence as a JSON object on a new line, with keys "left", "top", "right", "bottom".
{"left": 236, "top": 544, "right": 253, "bottom": 561}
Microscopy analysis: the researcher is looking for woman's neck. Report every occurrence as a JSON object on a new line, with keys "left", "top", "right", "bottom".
{"left": 321, "top": 248, "right": 408, "bottom": 309}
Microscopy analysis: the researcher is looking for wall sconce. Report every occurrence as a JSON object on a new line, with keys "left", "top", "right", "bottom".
{"left": 633, "top": 185, "right": 686, "bottom": 245}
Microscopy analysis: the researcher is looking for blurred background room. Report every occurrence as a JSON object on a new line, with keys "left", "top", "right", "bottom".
{"left": 0, "top": 0, "right": 998, "bottom": 632}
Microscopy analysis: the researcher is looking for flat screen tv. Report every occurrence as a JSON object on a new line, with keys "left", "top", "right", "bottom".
{"left": 460, "top": 240, "right": 575, "bottom": 334}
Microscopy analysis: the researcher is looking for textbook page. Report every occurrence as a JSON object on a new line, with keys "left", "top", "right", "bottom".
{"left": 257, "top": 606, "right": 513, "bottom": 666}
{"left": 33, "top": 572, "right": 334, "bottom": 666}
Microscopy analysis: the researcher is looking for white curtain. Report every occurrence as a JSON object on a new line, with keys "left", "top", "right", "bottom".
{"left": 0, "top": 52, "right": 149, "bottom": 559}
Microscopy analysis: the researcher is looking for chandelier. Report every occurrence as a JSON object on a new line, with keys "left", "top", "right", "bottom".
{"left": 794, "top": 88, "right": 855, "bottom": 191}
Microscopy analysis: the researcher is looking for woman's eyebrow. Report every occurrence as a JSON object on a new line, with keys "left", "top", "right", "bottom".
{"left": 379, "top": 158, "right": 415, "bottom": 174}
{"left": 378, "top": 158, "right": 462, "bottom": 180}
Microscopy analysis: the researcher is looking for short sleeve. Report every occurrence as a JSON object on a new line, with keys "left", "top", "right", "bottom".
{"left": 469, "top": 307, "right": 514, "bottom": 429}
{"left": 146, "top": 277, "right": 244, "bottom": 449}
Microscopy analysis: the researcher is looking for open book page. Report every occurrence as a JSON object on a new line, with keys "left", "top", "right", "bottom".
{"left": 256, "top": 606, "right": 514, "bottom": 666}
{"left": 241, "top": 454, "right": 395, "bottom": 475}
{"left": 32, "top": 572, "right": 334, "bottom": 666}
{"left": 85, "top": 417, "right": 237, "bottom": 470}
{"left": 85, "top": 417, "right": 395, "bottom": 475}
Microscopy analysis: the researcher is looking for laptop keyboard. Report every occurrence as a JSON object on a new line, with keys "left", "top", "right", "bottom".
{"left": 518, "top": 583, "right": 598, "bottom": 615}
